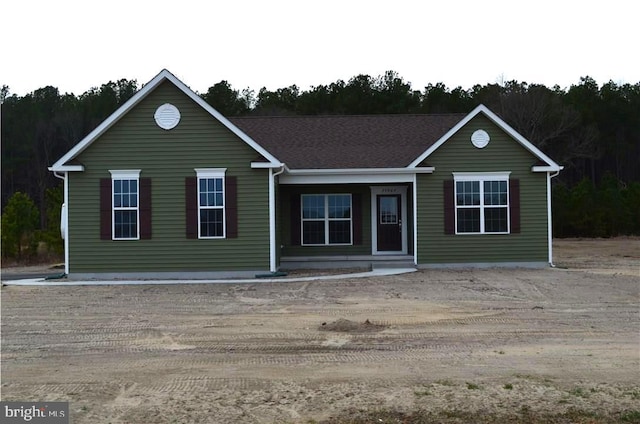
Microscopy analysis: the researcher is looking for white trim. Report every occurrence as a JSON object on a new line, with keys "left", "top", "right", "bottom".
{"left": 53, "top": 171, "right": 70, "bottom": 275}
{"left": 300, "top": 194, "right": 353, "bottom": 246}
{"left": 453, "top": 173, "right": 510, "bottom": 235}
{"left": 63, "top": 173, "right": 69, "bottom": 274}
{"left": 408, "top": 104, "right": 562, "bottom": 170}
{"left": 547, "top": 170, "right": 561, "bottom": 266}
{"left": 452, "top": 171, "right": 511, "bottom": 180}
{"left": 280, "top": 167, "right": 434, "bottom": 185}
{"left": 412, "top": 174, "right": 418, "bottom": 266}
{"left": 110, "top": 172, "right": 140, "bottom": 241}
{"left": 195, "top": 169, "right": 226, "bottom": 239}
{"left": 194, "top": 168, "right": 226, "bottom": 178}
{"left": 50, "top": 69, "right": 281, "bottom": 170}
{"left": 270, "top": 166, "right": 285, "bottom": 272}
{"left": 533, "top": 165, "right": 565, "bottom": 172}
{"left": 48, "top": 165, "right": 84, "bottom": 172}
{"left": 286, "top": 167, "right": 435, "bottom": 175}
{"left": 370, "top": 186, "right": 408, "bottom": 255}
{"left": 109, "top": 169, "right": 141, "bottom": 179}
{"left": 252, "top": 162, "right": 285, "bottom": 169}
{"left": 547, "top": 171, "right": 552, "bottom": 265}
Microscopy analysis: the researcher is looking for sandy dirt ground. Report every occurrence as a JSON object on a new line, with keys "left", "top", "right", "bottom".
{"left": 1, "top": 238, "right": 639, "bottom": 423}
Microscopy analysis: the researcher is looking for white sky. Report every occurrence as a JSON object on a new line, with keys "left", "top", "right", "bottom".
{"left": 2, "top": 0, "right": 638, "bottom": 97}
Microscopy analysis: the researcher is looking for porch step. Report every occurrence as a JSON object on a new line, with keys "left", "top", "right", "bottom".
{"left": 371, "top": 261, "right": 416, "bottom": 270}
{"left": 280, "top": 255, "right": 415, "bottom": 271}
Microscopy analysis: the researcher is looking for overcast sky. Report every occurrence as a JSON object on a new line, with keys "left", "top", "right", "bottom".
{"left": 3, "top": 0, "right": 638, "bottom": 97}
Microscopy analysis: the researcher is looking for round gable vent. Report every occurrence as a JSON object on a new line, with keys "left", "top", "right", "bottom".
{"left": 154, "top": 103, "right": 181, "bottom": 130}
{"left": 471, "top": 129, "right": 490, "bottom": 148}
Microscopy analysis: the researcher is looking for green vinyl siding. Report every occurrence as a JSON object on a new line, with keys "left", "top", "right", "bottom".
{"left": 68, "top": 81, "right": 270, "bottom": 273}
{"left": 279, "top": 185, "right": 371, "bottom": 256}
{"left": 417, "top": 114, "right": 548, "bottom": 264}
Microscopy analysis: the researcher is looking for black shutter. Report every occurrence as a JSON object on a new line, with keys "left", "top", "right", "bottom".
{"left": 225, "top": 176, "right": 238, "bottom": 238}
{"left": 100, "top": 178, "right": 112, "bottom": 240}
{"left": 139, "top": 178, "right": 152, "bottom": 239}
{"left": 510, "top": 179, "right": 521, "bottom": 233}
{"left": 443, "top": 180, "right": 455, "bottom": 235}
{"left": 290, "top": 193, "right": 301, "bottom": 245}
{"left": 352, "top": 193, "right": 363, "bottom": 245}
{"left": 185, "top": 177, "right": 198, "bottom": 239}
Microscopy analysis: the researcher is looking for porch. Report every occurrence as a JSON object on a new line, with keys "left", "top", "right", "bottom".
{"left": 279, "top": 254, "right": 416, "bottom": 270}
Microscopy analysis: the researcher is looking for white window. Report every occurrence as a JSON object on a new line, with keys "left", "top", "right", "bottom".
{"left": 454, "top": 172, "right": 510, "bottom": 234}
{"left": 302, "top": 194, "right": 352, "bottom": 245}
{"left": 196, "top": 169, "right": 226, "bottom": 239}
{"left": 110, "top": 170, "right": 140, "bottom": 240}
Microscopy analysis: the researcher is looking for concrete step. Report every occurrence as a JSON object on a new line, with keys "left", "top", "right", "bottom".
{"left": 371, "top": 261, "right": 416, "bottom": 270}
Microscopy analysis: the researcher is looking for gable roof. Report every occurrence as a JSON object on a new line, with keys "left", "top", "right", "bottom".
{"left": 49, "top": 69, "right": 282, "bottom": 172}
{"left": 230, "top": 114, "right": 464, "bottom": 169}
{"left": 408, "top": 104, "right": 562, "bottom": 171}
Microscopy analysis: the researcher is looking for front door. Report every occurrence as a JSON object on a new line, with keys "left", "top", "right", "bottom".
{"left": 377, "top": 194, "right": 402, "bottom": 252}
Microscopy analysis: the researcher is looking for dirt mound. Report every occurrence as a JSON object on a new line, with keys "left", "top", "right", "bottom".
{"left": 319, "top": 318, "right": 385, "bottom": 333}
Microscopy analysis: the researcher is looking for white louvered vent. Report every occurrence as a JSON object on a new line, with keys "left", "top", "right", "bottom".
{"left": 154, "top": 103, "right": 181, "bottom": 130}
{"left": 471, "top": 129, "right": 490, "bottom": 148}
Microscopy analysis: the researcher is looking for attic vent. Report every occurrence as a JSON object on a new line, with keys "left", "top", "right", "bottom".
{"left": 471, "top": 129, "right": 490, "bottom": 148}
{"left": 154, "top": 103, "right": 181, "bottom": 130}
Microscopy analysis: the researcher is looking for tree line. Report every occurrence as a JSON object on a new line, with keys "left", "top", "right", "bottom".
{"left": 1, "top": 72, "right": 639, "bottom": 260}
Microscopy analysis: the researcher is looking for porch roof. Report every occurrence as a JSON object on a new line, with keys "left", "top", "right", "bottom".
{"left": 230, "top": 114, "right": 464, "bottom": 169}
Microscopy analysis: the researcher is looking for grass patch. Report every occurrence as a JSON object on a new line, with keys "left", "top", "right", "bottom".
{"left": 624, "top": 389, "right": 640, "bottom": 400}
{"left": 414, "top": 388, "right": 432, "bottom": 397}
{"left": 504, "top": 383, "right": 513, "bottom": 390}
{"left": 314, "top": 407, "right": 621, "bottom": 423}
{"left": 466, "top": 382, "right": 481, "bottom": 390}
{"left": 620, "top": 410, "right": 640, "bottom": 423}
{"left": 434, "top": 379, "right": 456, "bottom": 386}
{"left": 569, "top": 387, "right": 590, "bottom": 398}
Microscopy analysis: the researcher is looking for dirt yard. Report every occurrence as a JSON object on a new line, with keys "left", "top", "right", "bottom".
{"left": 1, "top": 238, "right": 639, "bottom": 423}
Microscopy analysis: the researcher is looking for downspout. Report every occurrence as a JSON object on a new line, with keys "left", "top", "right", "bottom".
{"left": 53, "top": 171, "right": 69, "bottom": 275}
{"left": 413, "top": 173, "right": 418, "bottom": 266}
{"left": 269, "top": 165, "right": 285, "bottom": 272}
{"left": 547, "top": 170, "right": 561, "bottom": 267}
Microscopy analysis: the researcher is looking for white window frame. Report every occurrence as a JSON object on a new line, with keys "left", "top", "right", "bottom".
{"left": 301, "top": 194, "right": 353, "bottom": 246}
{"left": 109, "top": 170, "right": 140, "bottom": 241}
{"left": 453, "top": 172, "right": 510, "bottom": 235}
{"left": 195, "top": 168, "right": 226, "bottom": 239}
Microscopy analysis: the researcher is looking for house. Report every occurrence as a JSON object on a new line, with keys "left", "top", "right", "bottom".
{"left": 49, "top": 69, "right": 563, "bottom": 279}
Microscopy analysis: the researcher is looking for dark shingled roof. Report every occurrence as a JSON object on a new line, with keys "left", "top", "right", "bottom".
{"left": 229, "top": 114, "right": 465, "bottom": 169}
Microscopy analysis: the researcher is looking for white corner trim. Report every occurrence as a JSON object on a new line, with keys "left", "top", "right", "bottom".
{"left": 408, "top": 104, "right": 562, "bottom": 170}
{"left": 50, "top": 69, "right": 282, "bottom": 170}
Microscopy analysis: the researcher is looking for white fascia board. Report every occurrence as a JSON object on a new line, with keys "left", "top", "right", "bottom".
{"left": 286, "top": 167, "right": 435, "bottom": 175}
{"left": 50, "top": 69, "right": 282, "bottom": 170}
{"left": 532, "top": 165, "right": 564, "bottom": 172}
{"left": 48, "top": 165, "right": 85, "bottom": 172}
{"left": 408, "top": 104, "right": 562, "bottom": 171}
{"left": 280, "top": 167, "right": 434, "bottom": 185}
{"left": 251, "top": 162, "right": 285, "bottom": 169}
